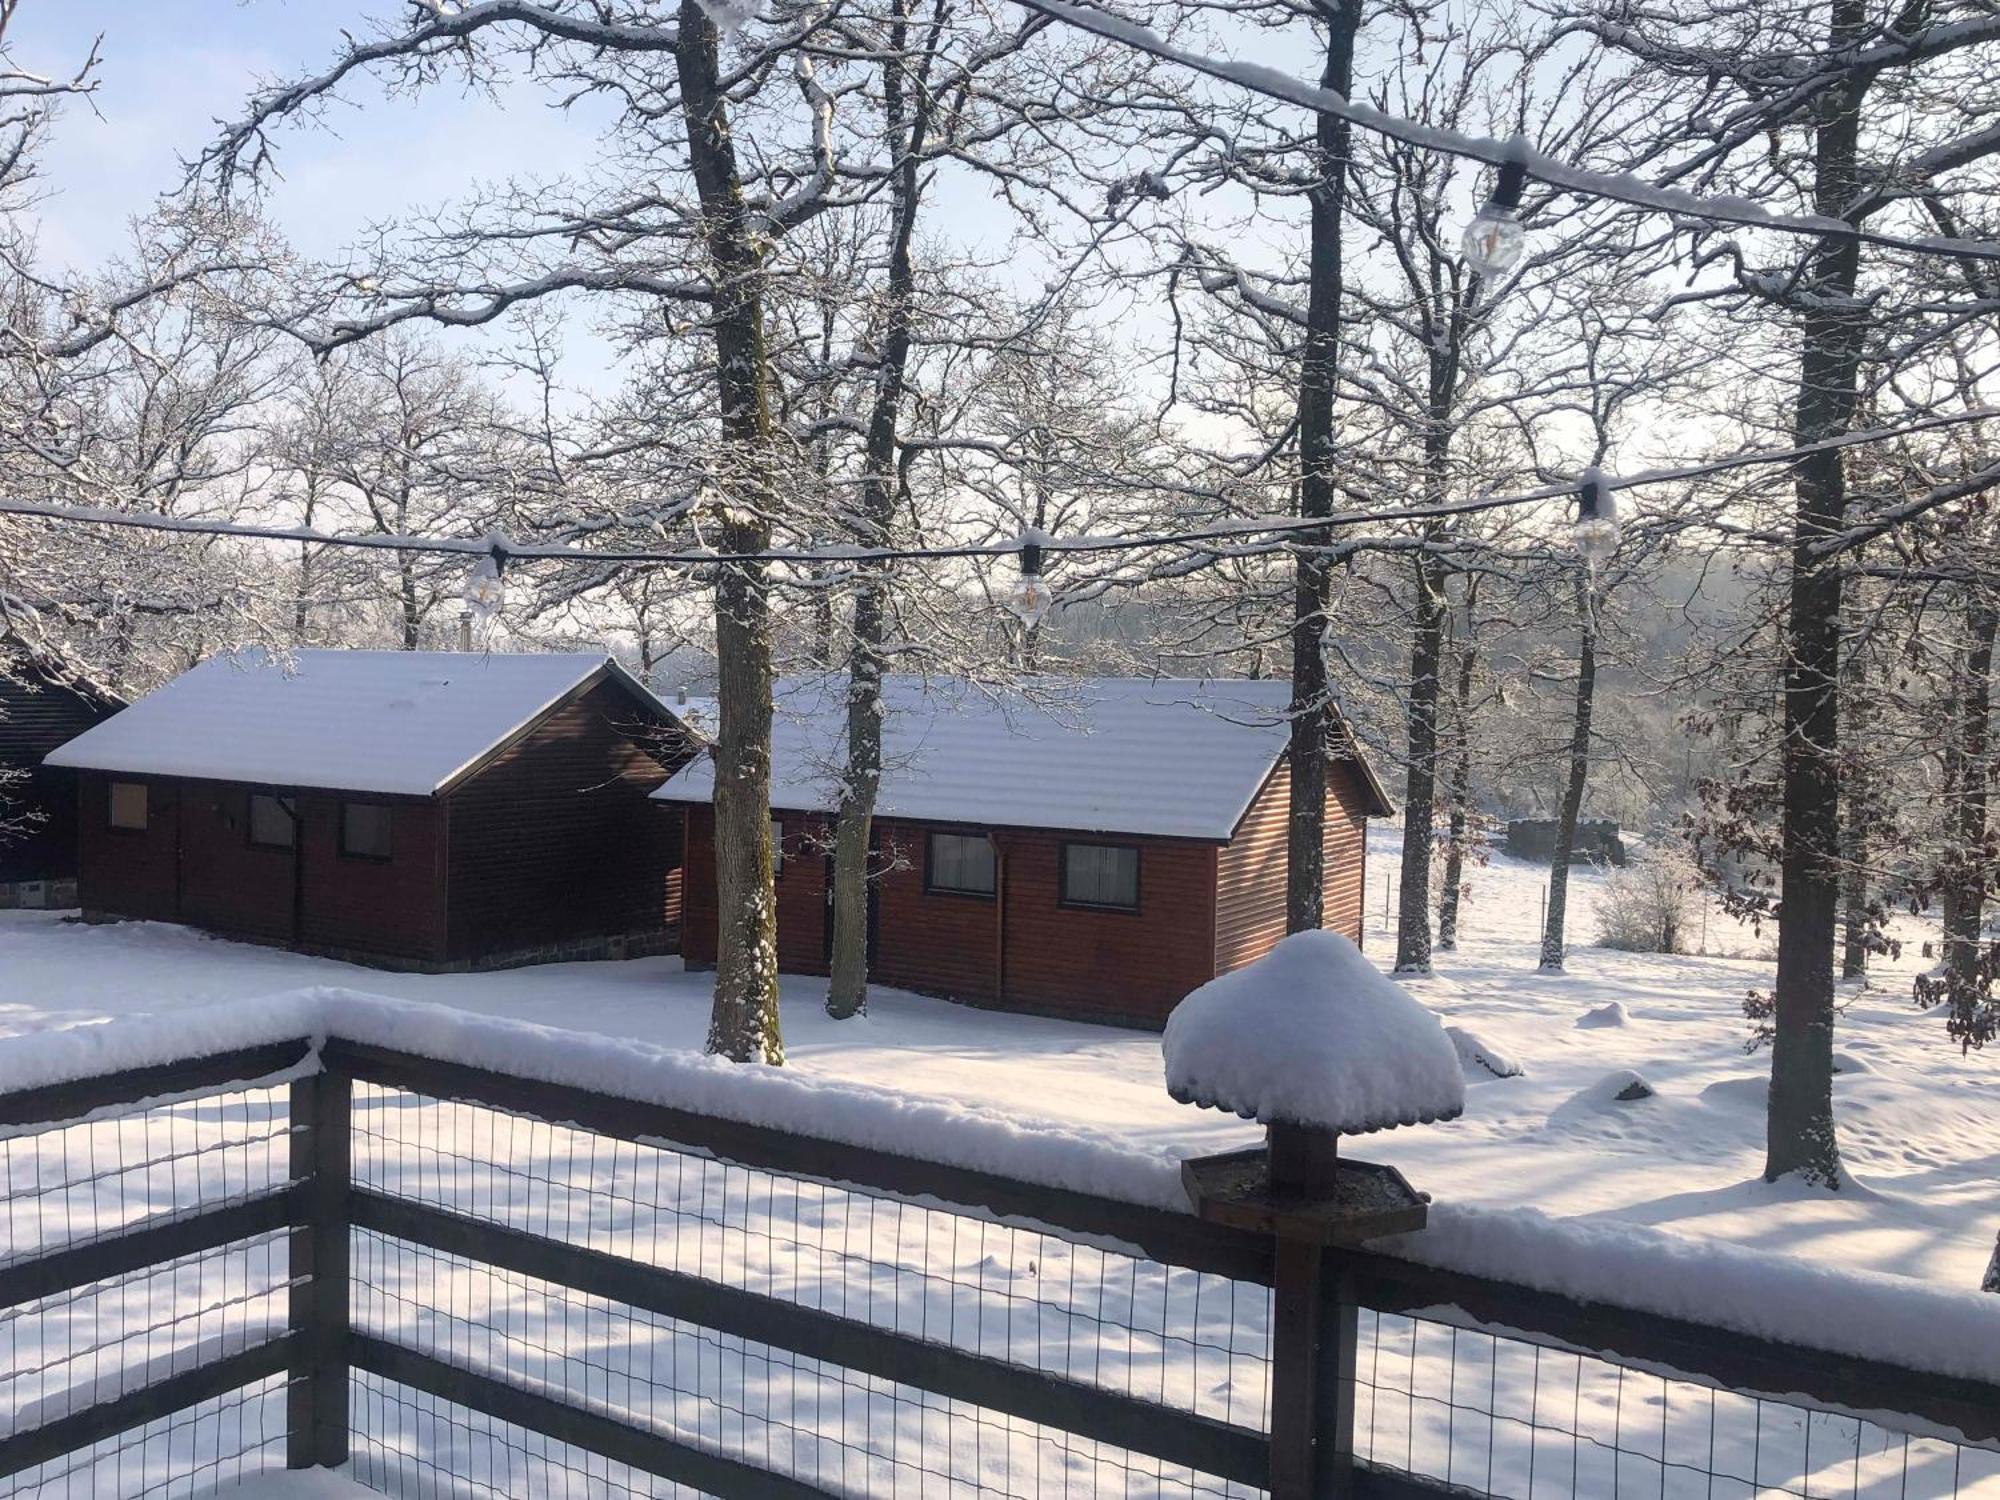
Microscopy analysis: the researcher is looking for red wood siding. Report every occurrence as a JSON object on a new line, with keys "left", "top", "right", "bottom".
{"left": 76, "top": 774, "right": 445, "bottom": 958}
{"left": 673, "top": 752, "right": 1375, "bottom": 1029}
{"left": 872, "top": 824, "right": 1002, "bottom": 1002}
{"left": 990, "top": 830, "right": 1217, "bottom": 1026}
{"left": 675, "top": 811, "right": 1222, "bottom": 1026}
{"left": 1323, "top": 762, "right": 1369, "bottom": 944}
{"left": 681, "top": 805, "right": 717, "bottom": 966}
{"left": 300, "top": 797, "right": 446, "bottom": 960}
{"left": 1215, "top": 761, "right": 1290, "bottom": 973}
{"left": 443, "top": 678, "right": 680, "bottom": 962}
{"left": 1213, "top": 756, "right": 1372, "bottom": 976}
{"left": 773, "top": 814, "right": 832, "bottom": 975}
{"left": 77, "top": 773, "right": 181, "bottom": 922}
{"left": 177, "top": 783, "right": 300, "bottom": 945}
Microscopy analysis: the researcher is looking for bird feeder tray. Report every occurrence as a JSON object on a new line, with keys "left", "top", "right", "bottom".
{"left": 1181, "top": 1146, "right": 1429, "bottom": 1246}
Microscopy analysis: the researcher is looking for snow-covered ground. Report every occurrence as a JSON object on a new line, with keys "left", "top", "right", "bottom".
{"left": 1, "top": 824, "right": 1994, "bottom": 1291}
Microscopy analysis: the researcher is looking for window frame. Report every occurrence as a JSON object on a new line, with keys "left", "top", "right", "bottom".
{"left": 339, "top": 801, "right": 395, "bottom": 862}
{"left": 923, "top": 830, "right": 998, "bottom": 900}
{"left": 107, "top": 780, "right": 148, "bottom": 834}
{"left": 770, "top": 817, "right": 786, "bottom": 880}
{"left": 246, "top": 791, "right": 299, "bottom": 851}
{"left": 1058, "top": 840, "right": 1142, "bottom": 914}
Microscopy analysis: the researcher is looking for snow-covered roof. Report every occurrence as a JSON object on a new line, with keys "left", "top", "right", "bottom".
{"left": 654, "top": 675, "right": 1385, "bottom": 841}
{"left": 1163, "top": 930, "right": 1466, "bottom": 1133}
{"left": 45, "top": 648, "right": 675, "bottom": 797}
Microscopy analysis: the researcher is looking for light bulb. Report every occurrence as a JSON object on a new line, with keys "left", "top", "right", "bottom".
{"left": 1007, "top": 573, "right": 1053, "bottom": 630}
{"left": 1570, "top": 476, "right": 1619, "bottom": 568}
{"left": 1570, "top": 515, "right": 1620, "bottom": 568}
{"left": 1462, "top": 205, "right": 1526, "bottom": 277}
{"left": 464, "top": 557, "right": 505, "bottom": 617}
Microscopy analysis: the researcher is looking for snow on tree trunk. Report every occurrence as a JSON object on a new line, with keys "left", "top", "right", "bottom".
{"left": 680, "top": 0, "right": 781, "bottom": 1064}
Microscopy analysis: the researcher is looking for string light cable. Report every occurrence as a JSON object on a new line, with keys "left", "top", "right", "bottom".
{"left": 0, "top": 403, "right": 1991, "bottom": 574}
{"left": 1006, "top": 0, "right": 2000, "bottom": 267}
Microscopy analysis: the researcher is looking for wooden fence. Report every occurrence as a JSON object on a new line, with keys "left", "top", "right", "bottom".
{"left": 2, "top": 1030, "right": 1996, "bottom": 1497}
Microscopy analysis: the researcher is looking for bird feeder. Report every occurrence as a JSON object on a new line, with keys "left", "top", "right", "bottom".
{"left": 1164, "top": 930, "right": 1466, "bottom": 1498}
{"left": 1164, "top": 929, "right": 1465, "bottom": 1245}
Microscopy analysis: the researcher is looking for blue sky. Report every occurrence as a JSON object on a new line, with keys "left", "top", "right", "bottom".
{"left": 17, "top": 0, "right": 615, "bottom": 380}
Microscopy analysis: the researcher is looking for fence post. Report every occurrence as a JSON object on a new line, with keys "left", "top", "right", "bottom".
{"left": 288, "top": 1062, "right": 352, "bottom": 1469}
{"left": 1269, "top": 1240, "right": 1360, "bottom": 1498}
{"left": 1268, "top": 1238, "right": 1323, "bottom": 1498}
{"left": 1315, "top": 1261, "right": 1359, "bottom": 1494}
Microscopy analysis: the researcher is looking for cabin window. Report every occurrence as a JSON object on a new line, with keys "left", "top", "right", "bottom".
{"left": 108, "top": 781, "right": 148, "bottom": 831}
{"left": 248, "top": 793, "right": 298, "bottom": 850}
{"left": 771, "top": 818, "right": 786, "bottom": 879}
{"left": 341, "top": 802, "right": 394, "bottom": 860}
{"left": 1061, "top": 842, "right": 1140, "bottom": 911}
{"left": 926, "top": 832, "right": 996, "bottom": 897}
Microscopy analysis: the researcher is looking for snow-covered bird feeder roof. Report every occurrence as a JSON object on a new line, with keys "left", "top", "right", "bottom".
{"left": 1163, "top": 930, "right": 1466, "bottom": 1134}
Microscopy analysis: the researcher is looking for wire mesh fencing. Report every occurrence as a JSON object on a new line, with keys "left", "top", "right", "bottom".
{"left": 0, "top": 1069, "right": 302, "bottom": 1499}
{"left": 3, "top": 1029, "right": 1999, "bottom": 1500}
{"left": 1350, "top": 1308, "right": 2000, "bottom": 1500}
{"left": 344, "top": 1072, "right": 1274, "bottom": 1498}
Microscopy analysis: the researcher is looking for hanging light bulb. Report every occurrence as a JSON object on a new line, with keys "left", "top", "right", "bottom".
{"left": 1461, "top": 144, "right": 1530, "bottom": 278}
{"left": 1569, "top": 470, "right": 1620, "bottom": 569}
{"left": 1006, "top": 533, "right": 1054, "bottom": 630}
{"left": 464, "top": 540, "right": 508, "bottom": 619}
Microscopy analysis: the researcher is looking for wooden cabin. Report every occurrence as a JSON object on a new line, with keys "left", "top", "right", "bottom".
{"left": 46, "top": 649, "right": 697, "bottom": 970}
{"left": 656, "top": 677, "right": 1393, "bottom": 1028}
{"left": 0, "top": 649, "right": 122, "bottom": 908}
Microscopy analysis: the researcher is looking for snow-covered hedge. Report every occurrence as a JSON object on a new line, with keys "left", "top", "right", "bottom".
{"left": 7, "top": 990, "right": 2000, "bottom": 1395}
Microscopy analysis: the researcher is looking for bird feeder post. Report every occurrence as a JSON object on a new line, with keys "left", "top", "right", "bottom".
{"left": 1256, "top": 1121, "right": 1366, "bottom": 1499}
{"left": 1264, "top": 1124, "right": 1353, "bottom": 1495}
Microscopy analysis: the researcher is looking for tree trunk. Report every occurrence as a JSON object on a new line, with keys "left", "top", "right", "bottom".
{"left": 1765, "top": 0, "right": 1867, "bottom": 1185}
{"left": 1286, "top": 0, "right": 1359, "bottom": 934}
{"left": 1839, "top": 642, "right": 1871, "bottom": 978}
{"left": 1944, "top": 599, "right": 1997, "bottom": 1040}
{"left": 679, "top": 0, "right": 781, "bottom": 1063}
{"left": 396, "top": 481, "right": 418, "bottom": 650}
{"left": 828, "top": 0, "right": 934, "bottom": 1020}
{"left": 1437, "top": 641, "right": 1475, "bottom": 953}
{"left": 1540, "top": 590, "right": 1596, "bottom": 971}
{"left": 1395, "top": 556, "right": 1444, "bottom": 971}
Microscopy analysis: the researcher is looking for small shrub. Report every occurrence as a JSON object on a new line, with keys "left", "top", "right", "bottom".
{"left": 1595, "top": 841, "right": 1703, "bottom": 954}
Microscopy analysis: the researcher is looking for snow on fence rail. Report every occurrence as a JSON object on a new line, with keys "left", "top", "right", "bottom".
{"left": 0, "top": 990, "right": 1997, "bottom": 1499}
